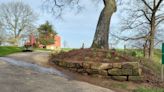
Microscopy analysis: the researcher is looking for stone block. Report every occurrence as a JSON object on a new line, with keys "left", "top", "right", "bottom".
{"left": 85, "top": 69, "right": 99, "bottom": 74}
{"left": 113, "top": 63, "right": 122, "bottom": 68}
{"left": 121, "top": 69, "right": 132, "bottom": 76}
{"left": 91, "top": 63, "right": 112, "bottom": 70}
{"left": 108, "top": 69, "right": 122, "bottom": 76}
{"left": 58, "top": 61, "right": 66, "bottom": 67}
{"left": 82, "top": 62, "right": 93, "bottom": 69}
{"left": 98, "top": 70, "right": 108, "bottom": 76}
{"left": 66, "top": 62, "right": 76, "bottom": 68}
{"left": 122, "top": 62, "right": 139, "bottom": 69}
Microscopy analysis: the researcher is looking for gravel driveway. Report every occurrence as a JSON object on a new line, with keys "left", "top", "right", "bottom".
{"left": 0, "top": 51, "right": 114, "bottom": 92}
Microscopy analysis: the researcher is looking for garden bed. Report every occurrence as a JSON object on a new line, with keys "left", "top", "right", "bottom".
{"left": 50, "top": 49, "right": 141, "bottom": 81}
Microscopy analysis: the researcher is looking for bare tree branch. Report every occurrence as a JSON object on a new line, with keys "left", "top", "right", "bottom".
{"left": 0, "top": 1, "right": 37, "bottom": 45}
{"left": 141, "top": 0, "right": 153, "bottom": 11}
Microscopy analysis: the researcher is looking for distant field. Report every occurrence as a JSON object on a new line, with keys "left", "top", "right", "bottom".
{"left": 117, "top": 49, "right": 162, "bottom": 62}
{"left": 0, "top": 46, "right": 23, "bottom": 56}
{"left": 61, "top": 48, "right": 74, "bottom": 52}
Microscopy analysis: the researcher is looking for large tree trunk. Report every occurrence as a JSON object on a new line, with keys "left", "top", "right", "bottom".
{"left": 149, "top": 31, "right": 155, "bottom": 59}
{"left": 91, "top": 0, "right": 116, "bottom": 49}
{"left": 13, "top": 36, "right": 19, "bottom": 46}
{"left": 13, "top": 29, "right": 22, "bottom": 46}
{"left": 149, "top": 14, "right": 156, "bottom": 59}
{"left": 143, "top": 40, "right": 149, "bottom": 58}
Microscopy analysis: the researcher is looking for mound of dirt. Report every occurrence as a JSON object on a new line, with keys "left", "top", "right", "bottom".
{"left": 52, "top": 48, "right": 136, "bottom": 63}
{"left": 50, "top": 48, "right": 164, "bottom": 88}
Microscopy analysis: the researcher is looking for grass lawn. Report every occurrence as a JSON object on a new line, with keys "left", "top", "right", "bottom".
{"left": 0, "top": 46, "right": 23, "bottom": 57}
{"left": 34, "top": 48, "right": 73, "bottom": 52}
{"left": 133, "top": 87, "right": 164, "bottom": 92}
{"left": 61, "top": 48, "right": 73, "bottom": 52}
{"left": 34, "top": 48, "right": 53, "bottom": 51}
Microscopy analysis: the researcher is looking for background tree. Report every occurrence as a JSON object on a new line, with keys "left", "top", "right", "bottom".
{"left": 42, "top": 0, "right": 117, "bottom": 49}
{"left": 0, "top": 22, "right": 4, "bottom": 45}
{"left": 37, "top": 21, "right": 57, "bottom": 46}
{"left": 0, "top": 21, "right": 9, "bottom": 45}
{"left": 0, "top": 1, "right": 37, "bottom": 46}
{"left": 117, "top": 0, "right": 164, "bottom": 59}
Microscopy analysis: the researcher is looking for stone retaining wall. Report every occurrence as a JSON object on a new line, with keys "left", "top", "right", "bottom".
{"left": 52, "top": 59, "right": 141, "bottom": 80}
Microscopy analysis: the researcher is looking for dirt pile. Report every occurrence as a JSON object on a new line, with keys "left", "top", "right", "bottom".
{"left": 50, "top": 48, "right": 164, "bottom": 88}
{"left": 52, "top": 48, "right": 136, "bottom": 63}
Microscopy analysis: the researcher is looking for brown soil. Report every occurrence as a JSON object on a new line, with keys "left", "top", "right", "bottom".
{"left": 52, "top": 48, "right": 136, "bottom": 63}
{"left": 50, "top": 48, "right": 164, "bottom": 89}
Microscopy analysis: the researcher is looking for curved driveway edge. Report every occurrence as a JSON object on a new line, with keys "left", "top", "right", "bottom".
{"left": 0, "top": 52, "right": 114, "bottom": 92}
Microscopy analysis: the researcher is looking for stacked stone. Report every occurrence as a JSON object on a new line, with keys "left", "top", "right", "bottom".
{"left": 52, "top": 59, "right": 141, "bottom": 77}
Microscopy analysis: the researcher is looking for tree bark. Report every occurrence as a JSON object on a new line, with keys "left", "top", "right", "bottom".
{"left": 149, "top": 14, "right": 156, "bottom": 59}
{"left": 149, "top": 11, "right": 156, "bottom": 59}
{"left": 143, "top": 41, "right": 149, "bottom": 58}
{"left": 91, "top": 0, "right": 116, "bottom": 49}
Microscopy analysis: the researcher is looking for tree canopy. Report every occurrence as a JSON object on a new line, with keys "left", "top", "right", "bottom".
{"left": 0, "top": 1, "right": 37, "bottom": 45}
{"left": 37, "top": 21, "right": 57, "bottom": 45}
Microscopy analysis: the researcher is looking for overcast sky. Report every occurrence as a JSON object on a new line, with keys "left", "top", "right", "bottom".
{"left": 0, "top": 0, "right": 121, "bottom": 48}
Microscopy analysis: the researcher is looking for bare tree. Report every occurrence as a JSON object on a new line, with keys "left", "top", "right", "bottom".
{"left": 42, "top": 0, "right": 117, "bottom": 49}
{"left": 0, "top": 22, "right": 4, "bottom": 45}
{"left": 118, "top": 0, "right": 164, "bottom": 59}
{"left": 0, "top": 1, "right": 37, "bottom": 45}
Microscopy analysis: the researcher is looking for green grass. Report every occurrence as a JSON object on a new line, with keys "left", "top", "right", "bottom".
{"left": 154, "top": 49, "right": 162, "bottom": 63}
{"left": 34, "top": 48, "right": 73, "bottom": 52}
{"left": 141, "top": 49, "right": 162, "bottom": 74}
{"left": 110, "top": 83, "right": 128, "bottom": 89}
{"left": 61, "top": 48, "right": 73, "bottom": 52}
{"left": 34, "top": 48, "right": 53, "bottom": 51}
{"left": 133, "top": 87, "right": 164, "bottom": 92}
{"left": 117, "top": 49, "right": 144, "bottom": 58}
{"left": 0, "top": 46, "right": 23, "bottom": 56}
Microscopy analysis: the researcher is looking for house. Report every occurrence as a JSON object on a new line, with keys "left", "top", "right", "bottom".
{"left": 25, "top": 33, "right": 61, "bottom": 50}
{"left": 46, "top": 35, "right": 61, "bottom": 50}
